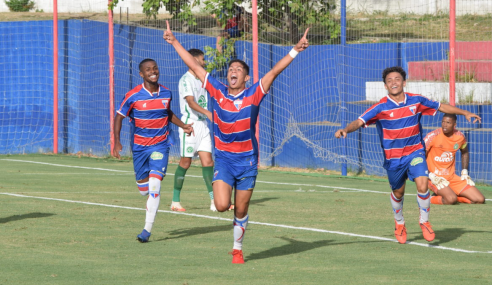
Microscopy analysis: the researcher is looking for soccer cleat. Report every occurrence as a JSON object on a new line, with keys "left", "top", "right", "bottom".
{"left": 230, "top": 249, "right": 244, "bottom": 264}
{"left": 419, "top": 222, "right": 435, "bottom": 242}
{"left": 210, "top": 200, "right": 217, "bottom": 212}
{"left": 137, "top": 229, "right": 151, "bottom": 243}
{"left": 394, "top": 221, "right": 407, "bottom": 244}
{"left": 170, "top": 202, "right": 186, "bottom": 212}
{"left": 228, "top": 204, "right": 235, "bottom": 211}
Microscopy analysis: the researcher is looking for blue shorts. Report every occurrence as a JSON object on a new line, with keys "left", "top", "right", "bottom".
{"left": 132, "top": 146, "right": 170, "bottom": 181}
{"left": 386, "top": 150, "right": 428, "bottom": 190}
{"left": 213, "top": 156, "right": 257, "bottom": 190}
{"left": 226, "top": 26, "right": 241, "bottom": 38}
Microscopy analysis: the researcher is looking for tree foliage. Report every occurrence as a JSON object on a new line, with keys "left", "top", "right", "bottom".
{"left": 108, "top": 0, "right": 340, "bottom": 42}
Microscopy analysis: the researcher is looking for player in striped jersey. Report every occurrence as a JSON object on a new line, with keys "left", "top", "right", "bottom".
{"left": 335, "top": 66, "right": 481, "bottom": 244}
{"left": 164, "top": 21, "right": 309, "bottom": 263}
{"left": 424, "top": 113, "right": 485, "bottom": 205}
{"left": 112, "top": 58, "right": 194, "bottom": 243}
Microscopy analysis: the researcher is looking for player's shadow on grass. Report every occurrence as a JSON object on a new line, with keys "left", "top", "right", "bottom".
{"left": 154, "top": 224, "right": 231, "bottom": 241}
{"left": 0, "top": 212, "right": 55, "bottom": 224}
{"left": 407, "top": 227, "right": 491, "bottom": 244}
{"left": 249, "top": 197, "right": 279, "bottom": 206}
{"left": 246, "top": 237, "right": 335, "bottom": 262}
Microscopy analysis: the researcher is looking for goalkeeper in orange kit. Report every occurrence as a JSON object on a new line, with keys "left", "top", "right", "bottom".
{"left": 424, "top": 114, "right": 485, "bottom": 204}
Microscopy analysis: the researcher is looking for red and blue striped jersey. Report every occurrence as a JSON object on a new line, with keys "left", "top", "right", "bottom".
{"left": 203, "top": 73, "right": 268, "bottom": 161}
{"left": 117, "top": 83, "right": 172, "bottom": 152}
{"left": 358, "top": 93, "right": 440, "bottom": 170}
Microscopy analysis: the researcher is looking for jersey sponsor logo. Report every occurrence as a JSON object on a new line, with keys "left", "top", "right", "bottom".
{"left": 143, "top": 103, "right": 147, "bottom": 108}
{"left": 390, "top": 112, "right": 394, "bottom": 117}
{"left": 410, "top": 157, "right": 423, "bottom": 166}
{"left": 234, "top": 99, "right": 243, "bottom": 110}
{"left": 409, "top": 106, "right": 416, "bottom": 114}
{"left": 433, "top": 168, "right": 449, "bottom": 176}
{"left": 454, "top": 143, "right": 459, "bottom": 150}
{"left": 150, "top": 152, "right": 164, "bottom": 160}
{"left": 434, "top": 151, "right": 453, "bottom": 163}
{"left": 186, "top": 146, "right": 194, "bottom": 153}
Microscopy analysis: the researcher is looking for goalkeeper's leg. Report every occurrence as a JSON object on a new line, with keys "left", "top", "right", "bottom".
{"left": 458, "top": 186, "right": 485, "bottom": 204}
{"left": 429, "top": 183, "right": 458, "bottom": 205}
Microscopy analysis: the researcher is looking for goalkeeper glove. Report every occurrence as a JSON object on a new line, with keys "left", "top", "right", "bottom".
{"left": 460, "top": 169, "right": 475, "bottom": 186}
{"left": 429, "top": 173, "right": 449, "bottom": 190}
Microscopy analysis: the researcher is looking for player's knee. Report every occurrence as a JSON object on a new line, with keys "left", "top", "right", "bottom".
{"left": 179, "top": 157, "right": 192, "bottom": 169}
{"left": 215, "top": 201, "right": 231, "bottom": 212}
{"left": 442, "top": 195, "right": 458, "bottom": 205}
{"left": 473, "top": 196, "right": 485, "bottom": 204}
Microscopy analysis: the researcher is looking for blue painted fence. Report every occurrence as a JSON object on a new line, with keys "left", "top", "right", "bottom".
{"left": 1, "top": 20, "right": 490, "bottom": 184}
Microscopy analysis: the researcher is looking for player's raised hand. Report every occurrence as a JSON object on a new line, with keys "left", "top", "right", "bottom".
{"left": 335, "top": 129, "right": 347, "bottom": 139}
{"left": 465, "top": 112, "right": 481, "bottom": 124}
{"left": 183, "top": 122, "right": 194, "bottom": 136}
{"left": 163, "top": 20, "right": 176, "bottom": 44}
{"left": 112, "top": 142, "right": 122, "bottom": 159}
{"left": 294, "top": 28, "right": 309, "bottom": 52}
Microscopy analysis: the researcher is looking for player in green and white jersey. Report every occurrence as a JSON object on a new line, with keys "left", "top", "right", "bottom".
{"left": 171, "top": 49, "right": 217, "bottom": 212}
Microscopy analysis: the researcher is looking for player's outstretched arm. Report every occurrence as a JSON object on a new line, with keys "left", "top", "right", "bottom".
{"left": 112, "top": 113, "right": 125, "bottom": 159}
{"left": 261, "top": 28, "right": 309, "bottom": 93}
{"left": 186, "top": 97, "right": 213, "bottom": 121}
{"left": 439, "top": 103, "right": 482, "bottom": 123}
{"left": 163, "top": 20, "right": 207, "bottom": 83}
{"left": 168, "top": 110, "right": 194, "bottom": 136}
{"left": 334, "top": 119, "right": 364, "bottom": 139}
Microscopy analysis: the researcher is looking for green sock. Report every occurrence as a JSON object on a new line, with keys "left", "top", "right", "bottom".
{"left": 202, "top": 166, "right": 214, "bottom": 200}
{"left": 173, "top": 166, "right": 188, "bottom": 202}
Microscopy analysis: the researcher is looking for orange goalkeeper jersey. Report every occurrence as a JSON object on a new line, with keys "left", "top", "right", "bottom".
{"left": 424, "top": 128, "right": 467, "bottom": 180}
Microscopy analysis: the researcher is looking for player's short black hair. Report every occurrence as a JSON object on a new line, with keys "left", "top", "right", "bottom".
{"left": 139, "top": 58, "right": 157, "bottom": 72}
{"left": 382, "top": 66, "right": 406, "bottom": 82}
{"left": 443, "top": 113, "right": 458, "bottom": 122}
{"left": 188, "top": 49, "right": 204, "bottom": 57}
{"left": 228, "top": 59, "right": 249, "bottom": 75}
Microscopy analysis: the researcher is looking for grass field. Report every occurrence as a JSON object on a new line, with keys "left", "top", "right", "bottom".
{"left": 1, "top": 154, "right": 491, "bottom": 284}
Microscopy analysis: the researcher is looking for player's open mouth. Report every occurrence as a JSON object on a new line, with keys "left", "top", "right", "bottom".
{"left": 230, "top": 75, "right": 238, "bottom": 85}
{"left": 150, "top": 75, "right": 157, "bottom": 80}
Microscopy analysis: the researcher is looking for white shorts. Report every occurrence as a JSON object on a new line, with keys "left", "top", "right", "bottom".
{"left": 179, "top": 120, "right": 212, "bottom": 157}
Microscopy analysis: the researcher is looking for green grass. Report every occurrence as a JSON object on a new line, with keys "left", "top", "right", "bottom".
{"left": 1, "top": 154, "right": 491, "bottom": 284}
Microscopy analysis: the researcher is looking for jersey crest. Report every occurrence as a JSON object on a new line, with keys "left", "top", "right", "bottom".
{"left": 234, "top": 99, "right": 243, "bottom": 110}
{"left": 162, "top": 99, "right": 169, "bottom": 108}
{"left": 409, "top": 106, "right": 416, "bottom": 114}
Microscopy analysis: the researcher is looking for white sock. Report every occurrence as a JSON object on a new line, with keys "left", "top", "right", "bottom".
{"left": 390, "top": 192, "right": 405, "bottom": 224}
{"left": 417, "top": 190, "right": 431, "bottom": 224}
{"left": 144, "top": 177, "right": 161, "bottom": 232}
{"left": 233, "top": 215, "right": 249, "bottom": 250}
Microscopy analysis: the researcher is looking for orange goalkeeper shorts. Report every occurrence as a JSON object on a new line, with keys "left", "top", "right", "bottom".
{"left": 428, "top": 174, "right": 472, "bottom": 195}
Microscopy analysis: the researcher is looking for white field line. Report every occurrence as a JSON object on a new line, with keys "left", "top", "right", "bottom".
{"left": 1, "top": 192, "right": 491, "bottom": 254}
{"left": 2, "top": 159, "right": 491, "bottom": 201}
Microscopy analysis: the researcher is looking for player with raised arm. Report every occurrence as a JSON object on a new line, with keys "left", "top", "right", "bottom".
{"left": 163, "top": 21, "right": 309, "bottom": 263}
{"left": 113, "top": 58, "right": 193, "bottom": 243}
{"left": 334, "top": 66, "right": 481, "bottom": 244}
{"left": 424, "top": 113, "right": 485, "bottom": 205}
{"left": 171, "top": 48, "right": 220, "bottom": 212}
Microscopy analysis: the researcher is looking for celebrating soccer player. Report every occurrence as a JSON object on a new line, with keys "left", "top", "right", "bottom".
{"left": 112, "top": 58, "right": 193, "bottom": 243}
{"left": 171, "top": 48, "right": 233, "bottom": 212}
{"left": 424, "top": 114, "right": 485, "bottom": 205}
{"left": 163, "top": 21, "right": 309, "bottom": 263}
{"left": 334, "top": 66, "right": 481, "bottom": 244}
